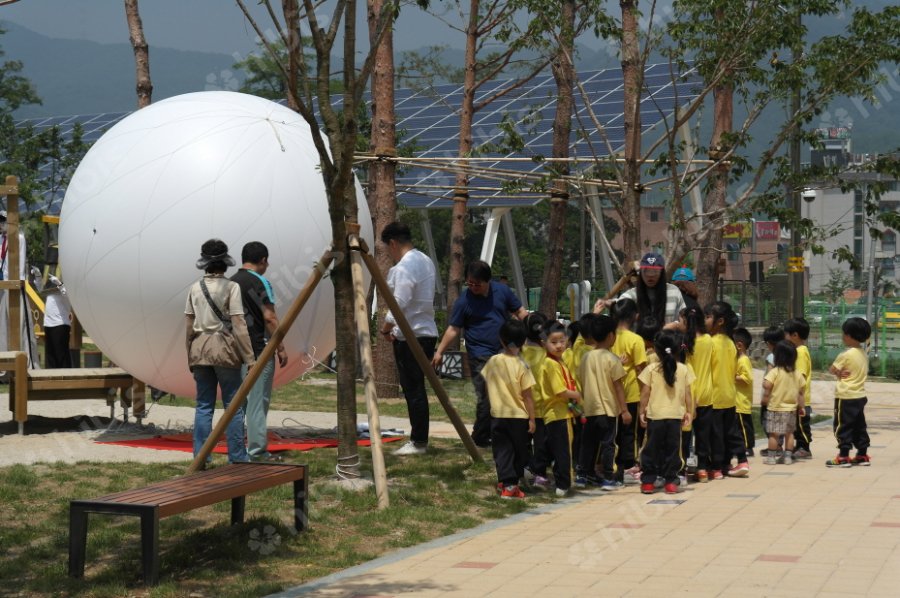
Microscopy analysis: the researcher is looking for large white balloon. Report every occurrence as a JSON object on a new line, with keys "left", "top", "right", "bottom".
{"left": 60, "top": 91, "right": 371, "bottom": 397}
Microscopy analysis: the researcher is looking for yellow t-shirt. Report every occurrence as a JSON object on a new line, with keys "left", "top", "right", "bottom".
{"left": 521, "top": 344, "right": 546, "bottom": 416}
{"left": 578, "top": 348, "right": 626, "bottom": 417}
{"left": 796, "top": 345, "right": 812, "bottom": 405}
{"left": 710, "top": 333, "right": 737, "bottom": 409}
{"left": 564, "top": 335, "right": 592, "bottom": 389}
{"left": 735, "top": 354, "right": 753, "bottom": 414}
{"left": 611, "top": 328, "right": 648, "bottom": 404}
{"left": 687, "top": 334, "right": 714, "bottom": 408}
{"left": 481, "top": 353, "right": 536, "bottom": 419}
{"left": 833, "top": 346, "right": 868, "bottom": 399}
{"left": 540, "top": 355, "right": 575, "bottom": 423}
{"left": 646, "top": 350, "right": 659, "bottom": 367}
{"left": 638, "top": 362, "right": 695, "bottom": 420}
{"left": 764, "top": 367, "right": 806, "bottom": 412}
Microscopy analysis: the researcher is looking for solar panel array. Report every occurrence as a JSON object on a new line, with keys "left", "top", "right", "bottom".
{"left": 12, "top": 62, "right": 701, "bottom": 212}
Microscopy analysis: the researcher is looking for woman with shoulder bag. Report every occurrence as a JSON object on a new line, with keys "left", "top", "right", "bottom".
{"left": 184, "top": 239, "right": 255, "bottom": 464}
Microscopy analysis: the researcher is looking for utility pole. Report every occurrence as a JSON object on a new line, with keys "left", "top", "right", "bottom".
{"left": 788, "top": 10, "right": 805, "bottom": 319}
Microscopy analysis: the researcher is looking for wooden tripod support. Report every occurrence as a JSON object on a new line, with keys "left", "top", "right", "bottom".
{"left": 354, "top": 237, "right": 483, "bottom": 464}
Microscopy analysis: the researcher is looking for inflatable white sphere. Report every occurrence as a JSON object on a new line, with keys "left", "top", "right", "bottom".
{"left": 60, "top": 91, "right": 372, "bottom": 397}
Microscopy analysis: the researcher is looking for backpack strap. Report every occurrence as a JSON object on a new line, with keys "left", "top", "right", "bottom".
{"left": 199, "top": 278, "right": 231, "bottom": 329}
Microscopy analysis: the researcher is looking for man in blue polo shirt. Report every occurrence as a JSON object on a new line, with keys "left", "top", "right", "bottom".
{"left": 432, "top": 260, "right": 529, "bottom": 447}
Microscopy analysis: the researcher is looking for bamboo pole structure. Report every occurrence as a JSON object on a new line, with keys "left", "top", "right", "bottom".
{"left": 188, "top": 247, "right": 335, "bottom": 473}
{"left": 347, "top": 226, "right": 388, "bottom": 509}
{"left": 356, "top": 238, "right": 483, "bottom": 463}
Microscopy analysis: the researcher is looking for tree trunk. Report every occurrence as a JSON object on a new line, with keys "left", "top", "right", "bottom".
{"left": 284, "top": 0, "right": 300, "bottom": 112}
{"left": 366, "top": 0, "right": 399, "bottom": 398}
{"left": 538, "top": 0, "right": 576, "bottom": 318}
{"left": 696, "top": 80, "right": 733, "bottom": 308}
{"left": 619, "top": 0, "right": 641, "bottom": 261}
{"left": 124, "top": 0, "right": 152, "bottom": 108}
{"left": 446, "top": 0, "right": 479, "bottom": 320}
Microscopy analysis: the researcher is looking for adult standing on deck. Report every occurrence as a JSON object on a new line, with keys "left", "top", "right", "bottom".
{"left": 379, "top": 222, "right": 439, "bottom": 456}
{"left": 432, "top": 260, "right": 529, "bottom": 448}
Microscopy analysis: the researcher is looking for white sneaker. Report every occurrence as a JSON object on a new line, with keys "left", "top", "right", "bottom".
{"left": 393, "top": 441, "right": 427, "bottom": 456}
{"left": 555, "top": 487, "right": 569, "bottom": 498}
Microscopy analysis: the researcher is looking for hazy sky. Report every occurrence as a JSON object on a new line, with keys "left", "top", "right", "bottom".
{"left": 0, "top": 0, "right": 475, "bottom": 56}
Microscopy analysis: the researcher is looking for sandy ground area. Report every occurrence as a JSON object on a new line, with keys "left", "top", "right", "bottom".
{"left": 1, "top": 369, "right": 897, "bottom": 467}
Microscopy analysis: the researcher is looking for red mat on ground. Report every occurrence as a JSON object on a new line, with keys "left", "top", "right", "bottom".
{"left": 97, "top": 432, "right": 403, "bottom": 454}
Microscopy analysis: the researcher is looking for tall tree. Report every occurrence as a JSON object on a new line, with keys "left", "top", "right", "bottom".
{"left": 658, "top": 1, "right": 900, "bottom": 304}
{"left": 236, "top": 0, "right": 396, "bottom": 479}
{"left": 124, "top": 0, "right": 152, "bottom": 108}
{"left": 367, "top": 0, "right": 400, "bottom": 398}
{"left": 426, "top": 1, "right": 548, "bottom": 309}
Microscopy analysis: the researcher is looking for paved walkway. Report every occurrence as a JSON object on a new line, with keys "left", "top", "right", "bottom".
{"left": 275, "top": 372, "right": 900, "bottom": 597}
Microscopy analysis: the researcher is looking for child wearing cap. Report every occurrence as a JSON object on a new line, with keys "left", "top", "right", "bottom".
{"left": 671, "top": 266, "right": 700, "bottom": 311}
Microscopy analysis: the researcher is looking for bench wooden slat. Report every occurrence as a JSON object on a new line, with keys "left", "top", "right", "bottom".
{"left": 69, "top": 463, "right": 308, "bottom": 586}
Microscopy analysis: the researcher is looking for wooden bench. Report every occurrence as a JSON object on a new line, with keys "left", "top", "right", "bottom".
{"left": 2, "top": 350, "right": 143, "bottom": 434}
{"left": 69, "top": 462, "right": 307, "bottom": 585}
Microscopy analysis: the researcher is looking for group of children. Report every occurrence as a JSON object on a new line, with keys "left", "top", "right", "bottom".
{"left": 481, "top": 300, "right": 874, "bottom": 500}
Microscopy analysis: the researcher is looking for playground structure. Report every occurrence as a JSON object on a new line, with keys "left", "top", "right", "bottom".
{"left": 2, "top": 176, "right": 145, "bottom": 434}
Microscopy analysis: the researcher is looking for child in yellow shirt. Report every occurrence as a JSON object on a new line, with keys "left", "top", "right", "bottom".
{"left": 521, "top": 312, "right": 552, "bottom": 488}
{"left": 826, "top": 317, "right": 872, "bottom": 467}
{"left": 681, "top": 306, "right": 714, "bottom": 482}
{"left": 733, "top": 328, "right": 755, "bottom": 457}
{"left": 638, "top": 330, "right": 694, "bottom": 495}
{"left": 706, "top": 301, "right": 749, "bottom": 478}
{"left": 540, "top": 320, "right": 582, "bottom": 497}
{"left": 481, "top": 320, "right": 536, "bottom": 499}
{"left": 610, "top": 299, "right": 647, "bottom": 483}
{"left": 577, "top": 315, "right": 628, "bottom": 490}
{"left": 761, "top": 340, "right": 806, "bottom": 465}
{"left": 784, "top": 317, "right": 813, "bottom": 458}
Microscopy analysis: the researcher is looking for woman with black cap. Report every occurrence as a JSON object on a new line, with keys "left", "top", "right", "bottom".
{"left": 595, "top": 252, "right": 686, "bottom": 324}
{"left": 184, "top": 238, "right": 256, "bottom": 464}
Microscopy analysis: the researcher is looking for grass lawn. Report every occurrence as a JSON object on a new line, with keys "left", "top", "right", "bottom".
{"left": 155, "top": 372, "right": 478, "bottom": 423}
{"left": 0, "top": 439, "right": 555, "bottom": 597}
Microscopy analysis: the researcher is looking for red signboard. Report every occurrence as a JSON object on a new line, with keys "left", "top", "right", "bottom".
{"left": 755, "top": 221, "right": 780, "bottom": 240}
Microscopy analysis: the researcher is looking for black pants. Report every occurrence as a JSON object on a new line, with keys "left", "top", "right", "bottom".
{"left": 615, "top": 402, "right": 642, "bottom": 479}
{"left": 468, "top": 355, "right": 492, "bottom": 447}
{"left": 44, "top": 325, "right": 72, "bottom": 368}
{"left": 578, "top": 415, "right": 617, "bottom": 481}
{"left": 491, "top": 418, "right": 531, "bottom": 485}
{"left": 680, "top": 427, "right": 692, "bottom": 474}
{"left": 834, "top": 397, "right": 869, "bottom": 457}
{"left": 711, "top": 407, "right": 747, "bottom": 471}
{"left": 544, "top": 418, "right": 573, "bottom": 490}
{"left": 760, "top": 404, "right": 769, "bottom": 436}
{"left": 641, "top": 419, "right": 683, "bottom": 484}
{"left": 693, "top": 405, "right": 713, "bottom": 471}
{"left": 529, "top": 417, "right": 550, "bottom": 476}
{"left": 736, "top": 412, "right": 755, "bottom": 452}
{"left": 393, "top": 337, "right": 436, "bottom": 445}
{"left": 794, "top": 407, "right": 813, "bottom": 452}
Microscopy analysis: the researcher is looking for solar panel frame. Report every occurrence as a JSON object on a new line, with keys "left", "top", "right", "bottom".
{"left": 12, "top": 63, "right": 701, "bottom": 213}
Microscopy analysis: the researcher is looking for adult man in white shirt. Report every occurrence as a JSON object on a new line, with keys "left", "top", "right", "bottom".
{"left": 379, "top": 222, "right": 438, "bottom": 455}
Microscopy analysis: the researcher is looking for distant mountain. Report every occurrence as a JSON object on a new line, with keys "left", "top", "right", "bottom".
{"left": 3, "top": 21, "right": 242, "bottom": 118}
{"left": 2, "top": 17, "right": 896, "bottom": 157}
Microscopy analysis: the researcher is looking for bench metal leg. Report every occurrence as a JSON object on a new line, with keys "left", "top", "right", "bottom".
{"left": 139, "top": 507, "right": 160, "bottom": 585}
{"left": 68, "top": 505, "right": 88, "bottom": 578}
{"left": 293, "top": 476, "right": 308, "bottom": 532}
{"left": 231, "top": 496, "right": 245, "bottom": 526}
